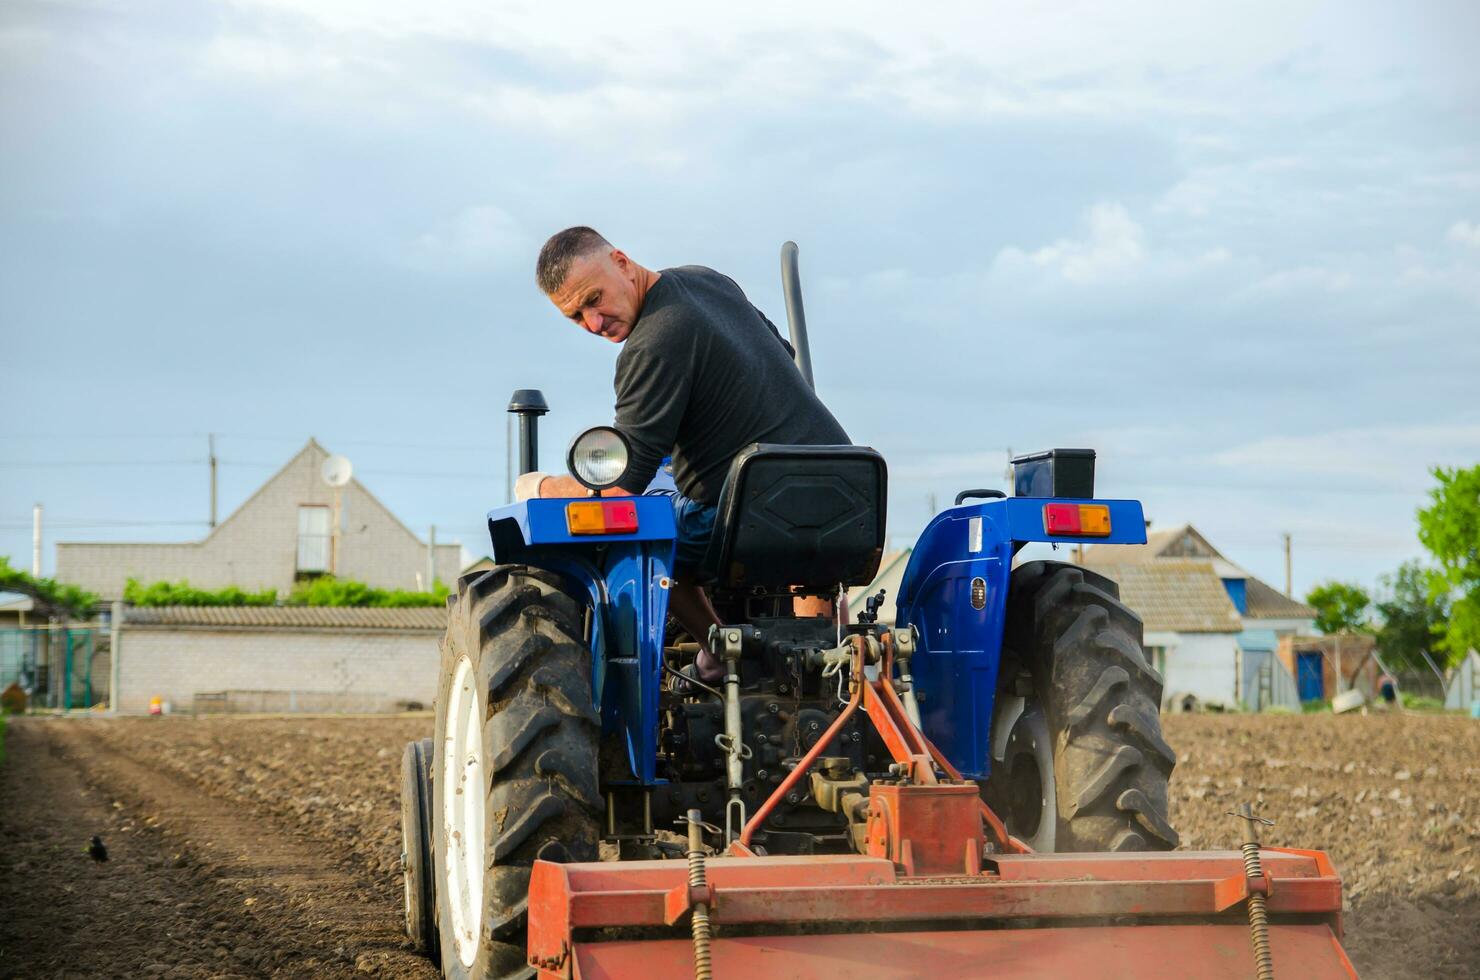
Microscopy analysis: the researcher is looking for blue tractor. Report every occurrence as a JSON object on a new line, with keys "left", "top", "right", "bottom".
{"left": 399, "top": 245, "right": 1186, "bottom": 979}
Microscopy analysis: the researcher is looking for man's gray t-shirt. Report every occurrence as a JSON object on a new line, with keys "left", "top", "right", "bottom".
{"left": 614, "top": 265, "right": 850, "bottom": 504}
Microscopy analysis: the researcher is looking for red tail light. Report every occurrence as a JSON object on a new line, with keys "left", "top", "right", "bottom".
{"left": 1043, "top": 503, "right": 1111, "bottom": 537}
{"left": 566, "top": 500, "right": 640, "bottom": 535}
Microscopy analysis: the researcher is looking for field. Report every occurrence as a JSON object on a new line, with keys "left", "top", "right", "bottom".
{"left": 1, "top": 713, "right": 1476, "bottom": 979}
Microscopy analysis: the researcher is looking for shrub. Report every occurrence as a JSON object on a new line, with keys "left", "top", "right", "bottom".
{"left": 123, "top": 575, "right": 448, "bottom": 608}
{"left": 123, "top": 578, "right": 278, "bottom": 607}
{"left": 285, "top": 576, "right": 449, "bottom": 608}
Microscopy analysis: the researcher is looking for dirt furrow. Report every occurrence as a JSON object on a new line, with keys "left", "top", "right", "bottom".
{"left": 0, "top": 718, "right": 435, "bottom": 979}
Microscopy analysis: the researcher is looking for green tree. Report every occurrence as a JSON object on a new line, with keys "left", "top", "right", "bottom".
{"left": 1374, "top": 560, "right": 1448, "bottom": 672}
{"left": 1304, "top": 581, "right": 1372, "bottom": 635}
{"left": 1417, "top": 463, "right": 1480, "bottom": 666}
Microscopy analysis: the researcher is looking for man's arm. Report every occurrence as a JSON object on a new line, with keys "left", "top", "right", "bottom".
{"left": 533, "top": 474, "right": 634, "bottom": 498}
{"left": 754, "top": 306, "right": 796, "bottom": 357}
{"left": 613, "top": 337, "right": 693, "bottom": 491}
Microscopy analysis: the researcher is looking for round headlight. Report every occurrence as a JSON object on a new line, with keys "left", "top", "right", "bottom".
{"left": 567, "top": 426, "right": 632, "bottom": 491}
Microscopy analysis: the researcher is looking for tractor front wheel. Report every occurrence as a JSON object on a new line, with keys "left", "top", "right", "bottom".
{"left": 1001, "top": 562, "right": 1179, "bottom": 853}
{"left": 432, "top": 566, "right": 601, "bottom": 980}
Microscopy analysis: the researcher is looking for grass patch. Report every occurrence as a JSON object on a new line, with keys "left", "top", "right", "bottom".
{"left": 1301, "top": 700, "right": 1330, "bottom": 714}
{"left": 1400, "top": 692, "right": 1450, "bottom": 713}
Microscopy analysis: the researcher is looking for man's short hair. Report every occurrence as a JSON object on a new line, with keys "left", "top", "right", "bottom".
{"left": 536, "top": 226, "right": 612, "bottom": 294}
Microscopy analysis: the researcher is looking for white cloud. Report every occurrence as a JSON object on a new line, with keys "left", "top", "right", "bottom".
{"left": 995, "top": 202, "right": 1146, "bottom": 283}
{"left": 1449, "top": 220, "right": 1480, "bottom": 248}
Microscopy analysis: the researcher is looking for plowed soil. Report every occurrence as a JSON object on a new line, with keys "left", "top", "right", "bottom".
{"left": 1, "top": 712, "right": 1475, "bottom": 979}
{"left": 1162, "top": 713, "right": 1480, "bottom": 979}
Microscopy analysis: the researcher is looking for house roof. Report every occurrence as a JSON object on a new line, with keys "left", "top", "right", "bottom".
{"left": 1083, "top": 522, "right": 1311, "bottom": 624}
{"left": 1242, "top": 575, "right": 1316, "bottom": 620}
{"left": 1082, "top": 524, "right": 1222, "bottom": 566}
{"left": 123, "top": 605, "right": 447, "bottom": 631}
{"left": 1096, "top": 559, "right": 1243, "bottom": 633}
{"left": 58, "top": 439, "right": 452, "bottom": 553}
{"left": 848, "top": 549, "right": 912, "bottom": 622}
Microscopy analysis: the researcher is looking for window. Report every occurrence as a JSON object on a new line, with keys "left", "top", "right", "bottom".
{"left": 1148, "top": 645, "right": 1168, "bottom": 678}
{"left": 297, "top": 505, "right": 331, "bottom": 574}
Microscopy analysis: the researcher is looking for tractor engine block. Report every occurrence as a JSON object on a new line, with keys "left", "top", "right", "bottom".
{"left": 642, "top": 617, "right": 891, "bottom": 854}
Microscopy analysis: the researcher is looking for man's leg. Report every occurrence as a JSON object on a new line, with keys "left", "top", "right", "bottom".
{"left": 669, "top": 579, "right": 724, "bottom": 682}
{"left": 667, "top": 492, "right": 725, "bottom": 683}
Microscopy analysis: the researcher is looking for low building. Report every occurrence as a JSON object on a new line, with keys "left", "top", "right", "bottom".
{"left": 1082, "top": 557, "right": 1244, "bottom": 708}
{"left": 113, "top": 605, "right": 447, "bottom": 714}
{"left": 1444, "top": 650, "right": 1480, "bottom": 712}
{"left": 1083, "top": 524, "right": 1311, "bottom": 711}
{"left": 57, "top": 440, "right": 461, "bottom": 601}
{"left": 1278, "top": 633, "right": 1381, "bottom": 703}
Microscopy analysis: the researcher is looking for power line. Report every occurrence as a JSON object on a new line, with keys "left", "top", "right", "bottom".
{"left": 0, "top": 520, "right": 209, "bottom": 529}
{"left": 0, "top": 460, "right": 203, "bottom": 468}
{"left": 0, "top": 432, "right": 500, "bottom": 454}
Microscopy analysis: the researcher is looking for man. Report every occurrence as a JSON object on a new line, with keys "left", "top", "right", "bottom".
{"left": 519, "top": 226, "right": 850, "bottom": 682}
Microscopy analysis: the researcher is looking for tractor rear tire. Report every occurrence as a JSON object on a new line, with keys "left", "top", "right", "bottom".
{"left": 1004, "top": 562, "right": 1179, "bottom": 853}
{"left": 432, "top": 567, "right": 601, "bottom": 980}
{"left": 401, "top": 737, "right": 438, "bottom": 960}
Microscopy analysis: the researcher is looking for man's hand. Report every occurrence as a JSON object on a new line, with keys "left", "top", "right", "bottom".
{"left": 525, "top": 473, "right": 635, "bottom": 499}
{"left": 514, "top": 471, "right": 550, "bottom": 501}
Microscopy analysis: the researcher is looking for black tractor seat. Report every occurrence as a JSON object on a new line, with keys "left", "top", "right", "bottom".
{"left": 701, "top": 444, "right": 887, "bottom": 592}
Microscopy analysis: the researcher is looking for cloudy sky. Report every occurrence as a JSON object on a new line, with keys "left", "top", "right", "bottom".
{"left": 2, "top": 0, "right": 1477, "bottom": 599}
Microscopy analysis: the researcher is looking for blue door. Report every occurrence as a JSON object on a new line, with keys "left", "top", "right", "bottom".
{"left": 1297, "top": 651, "right": 1325, "bottom": 702}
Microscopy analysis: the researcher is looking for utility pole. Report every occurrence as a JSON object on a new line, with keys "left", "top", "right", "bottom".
{"left": 32, "top": 503, "right": 42, "bottom": 577}
{"left": 330, "top": 485, "right": 342, "bottom": 576}
{"left": 209, "top": 433, "right": 219, "bottom": 529}
{"left": 505, "top": 415, "right": 515, "bottom": 504}
{"left": 1283, "top": 532, "right": 1292, "bottom": 598}
{"left": 426, "top": 525, "right": 437, "bottom": 592}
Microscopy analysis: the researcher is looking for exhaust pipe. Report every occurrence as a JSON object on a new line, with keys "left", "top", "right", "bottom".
{"left": 507, "top": 388, "right": 549, "bottom": 475}
{"left": 779, "top": 241, "right": 816, "bottom": 391}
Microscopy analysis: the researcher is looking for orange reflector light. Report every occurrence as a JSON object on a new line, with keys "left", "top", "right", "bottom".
{"left": 566, "top": 499, "right": 639, "bottom": 535}
{"left": 1079, "top": 504, "right": 1111, "bottom": 536}
{"left": 1043, "top": 503, "right": 1111, "bottom": 537}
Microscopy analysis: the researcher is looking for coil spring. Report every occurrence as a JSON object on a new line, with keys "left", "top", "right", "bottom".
{"left": 1241, "top": 840, "right": 1274, "bottom": 980}
{"left": 686, "top": 810, "right": 713, "bottom": 980}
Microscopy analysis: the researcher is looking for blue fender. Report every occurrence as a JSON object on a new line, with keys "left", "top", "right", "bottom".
{"left": 896, "top": 497, "right": 1146, "bottom": 779}
{"left": 487, "top": 497, "right": 677, "bottom": 785}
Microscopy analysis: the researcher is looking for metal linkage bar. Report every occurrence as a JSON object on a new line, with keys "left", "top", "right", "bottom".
{"left": 737, "top": 637, "right": 865, "bottom": 848}
{"left": 874, "top": 637, "right": 1027, "bottom": 855}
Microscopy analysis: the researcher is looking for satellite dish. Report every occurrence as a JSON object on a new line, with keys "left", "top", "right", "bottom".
{"left": 321, "top": 454, "right": 353, "bottom": 487}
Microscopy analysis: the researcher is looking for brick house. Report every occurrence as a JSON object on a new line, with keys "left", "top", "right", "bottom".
{"left": 56, "top": 440, "right": 461, "bottom": 600}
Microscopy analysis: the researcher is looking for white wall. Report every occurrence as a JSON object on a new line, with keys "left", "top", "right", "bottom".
{"left": 1245, "top": 616, "right": 1316, "bottom": 636}
{"left": 1155, "top": 631, "right": 1240, "bottom": 707}
{"left": 116, "top": 626, "right": 440, "bottom": 713}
